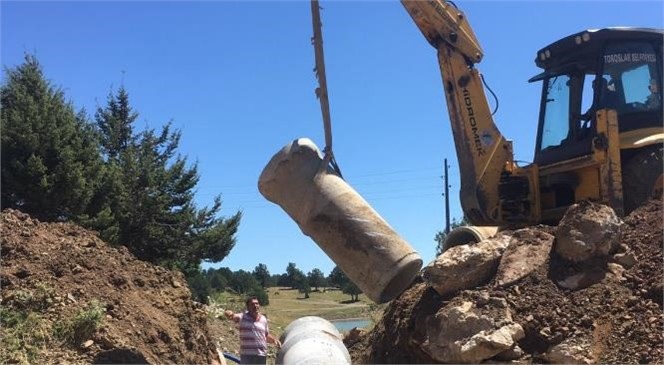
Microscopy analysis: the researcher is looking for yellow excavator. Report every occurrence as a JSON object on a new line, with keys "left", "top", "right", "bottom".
{"left": 397, "top": 1, "right": 663, "bottom": 247}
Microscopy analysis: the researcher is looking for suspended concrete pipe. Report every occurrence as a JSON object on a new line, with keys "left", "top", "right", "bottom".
{"left": 442, "top": 225, "right": 500, "bottom": 253}
{"left": 276, "top": 316, "right": 350, "bottom": 365}
{"left": 258, "top": 138, "right": 423, "bottom": 303}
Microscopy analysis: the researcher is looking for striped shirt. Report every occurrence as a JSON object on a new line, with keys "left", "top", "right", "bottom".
{"left": 234, "top": 312, "right": 269, "bottom": 356}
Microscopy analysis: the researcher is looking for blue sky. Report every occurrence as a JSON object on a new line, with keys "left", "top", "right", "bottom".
{"left": 3, "top": 0, "right": 663, "bottom": 277}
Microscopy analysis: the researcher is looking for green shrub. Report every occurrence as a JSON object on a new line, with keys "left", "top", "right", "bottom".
{"left": 54, "top": 300, "right": 105, "bottom": 345}
{"left": 11, "top": 283, "right": 55, "bottom": 311}
{"left": 0, "top": 308, "right": 50, "bottom": 365}
{"left": 248, "top": 286, "right": 269, "bottom": 306}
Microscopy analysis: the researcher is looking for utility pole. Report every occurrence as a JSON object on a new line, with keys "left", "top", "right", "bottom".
{"left": 443, "top": 158, "right": 450, "bottom": 234}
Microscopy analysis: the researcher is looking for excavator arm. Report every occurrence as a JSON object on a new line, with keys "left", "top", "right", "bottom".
{"left": 401, "top": 0, "right": 540, "bottom": 226}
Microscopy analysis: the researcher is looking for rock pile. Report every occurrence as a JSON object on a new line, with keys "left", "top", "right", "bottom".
{"left": 349, "top": 199, "right": 663, "bottom": 364}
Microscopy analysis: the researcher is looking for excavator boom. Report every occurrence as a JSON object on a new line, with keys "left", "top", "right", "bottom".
{"left": 401, "top": 0, "right": 539, "bottom": 225}
{"left": 400, "top": 0, "right": 482, "bottom": 62}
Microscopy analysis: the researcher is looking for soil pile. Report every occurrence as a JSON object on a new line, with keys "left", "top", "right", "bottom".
{"left": 349, "top": 199, "right": 663, "bottom": 364}
{"left": 1, "top": 209, "right": 220, "bottom": 365}
{"left": 2, "top": 199, "right": 661, "bottom": 364}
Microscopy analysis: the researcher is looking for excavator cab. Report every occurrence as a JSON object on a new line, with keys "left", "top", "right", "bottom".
{"left": 530, "top": 28, "right": 663, "bottom": 222}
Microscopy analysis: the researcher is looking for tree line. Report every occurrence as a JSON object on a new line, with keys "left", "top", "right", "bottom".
{"left": 190, "top": 262, "right": 362, "bottom": 304}
{"left": 1, "top": 54, "right": 241, "bottom": 282}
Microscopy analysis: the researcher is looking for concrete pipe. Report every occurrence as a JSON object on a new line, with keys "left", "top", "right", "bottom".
{"left": 277, "top": 316, "right": 350, "bottom": 365}
{"left": 279, "top": 316, "right": 340, "bottom": 343}
{"left": 442, "top": 225, "right": 500, "bottom": 252}
{"left": 258, "top": 138, "right": 422, "bottom": 303}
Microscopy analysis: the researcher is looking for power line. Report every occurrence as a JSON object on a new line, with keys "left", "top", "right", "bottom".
{"left": 356, "top": 185, "right": 442, "bottom": 195}
{"left": 193, "top": 167, "right": 451, "bottom": 191}
{"left": 194, "top": 175, "right": 449, "bottom": 196}
{"left": 344, "top": 166, "right": 444, "bottom": 179}
{"left": 362, "top": 193, "right": 442, "bottom": 202}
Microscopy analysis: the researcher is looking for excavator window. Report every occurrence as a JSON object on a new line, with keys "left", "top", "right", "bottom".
{"left": 539, "top": 73, "right": 592, "bottom": 143}
{"left": 601, "top": 41, "right": 661, "bottom": 116}
{"left": 534, "top": 31, "right": 663, "bottom": 167}
{"left": 539, "top": 75, "right": 571, "bottom": 150}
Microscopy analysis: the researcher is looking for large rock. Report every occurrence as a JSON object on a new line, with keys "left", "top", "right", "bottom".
{"left": 424, "top": 300, "right": 524, "bottom": 363}
{"left": 423, "top": 234, "right": 511, "bottom": 296}
{"left": 555, "top": 201, "right": 622, "bottom": 262}
{"left": 495, "top": 228, "right": 554, "bottom": 287}
{"left": 541, "top": 340, "right": 594, "bottom": 364}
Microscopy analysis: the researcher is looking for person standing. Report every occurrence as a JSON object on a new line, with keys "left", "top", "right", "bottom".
{"left": 224, "top": 297, "right": 281, "bottom": 364}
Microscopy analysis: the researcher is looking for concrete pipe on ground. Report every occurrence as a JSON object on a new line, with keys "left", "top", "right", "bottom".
{"left": 258, "top": 138, "right": 422, "bottom": 303}
{"left": 442, "top": 225, "right": 500, "bottom": 252}
{"left": 276, "top": 316, "right": 350, "bottom": 365}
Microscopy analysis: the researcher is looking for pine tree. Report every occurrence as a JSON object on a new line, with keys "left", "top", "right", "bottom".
{"left": 1, "top": 54, "right": 103, "bottom": 221}
{"left": 1, "top": 54, "right": 241, "bottom": 279}
{"left": 328, "top": 266, "right": 347, "bottom": 288}
{"left": 96, "top": 88, "right": 135, "bottom": 160}
{"left": 342, "top": 281, "right": 362, "bottom": 302}
{"left": 91, "top": 86, "right": 241, "bottom": 272}
{"left": 295, "top": 274, "right": 311, "bottom": 299}
{"left": 307, "top": 268, "right": 326, "bottom": 291}
{"left": 252, "top": 263, "right": 271, "bottom": 288}
{"left": 286, "top": 262, "right": 303, "bottom": 288}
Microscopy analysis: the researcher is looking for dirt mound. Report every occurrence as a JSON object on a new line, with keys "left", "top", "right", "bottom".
{"left": 350, "top": 199, "right": 663, "bottom": 364}
{"left": 1, "top": 209, "right": 220, "bottom": 365}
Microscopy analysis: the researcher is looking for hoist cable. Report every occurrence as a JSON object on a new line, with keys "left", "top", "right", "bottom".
{"left": 311, "top": 0, "right": 343, "bottom": 177}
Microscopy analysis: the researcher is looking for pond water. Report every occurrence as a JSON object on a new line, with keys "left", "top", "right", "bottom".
{"left": 330, "top": 318, "right": 372, "bottom": 332}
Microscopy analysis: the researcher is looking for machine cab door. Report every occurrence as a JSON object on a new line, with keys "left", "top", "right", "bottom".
{"left": 533, "top": 72, "right": 594, "bottom": 166}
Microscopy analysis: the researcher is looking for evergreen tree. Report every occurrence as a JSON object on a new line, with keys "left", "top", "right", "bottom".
{"left": 89, "top": 86, "right": 241, "bottom": 273}
{"left": 1, "top": 55, "right": 242, "bottom": 302}
{"left": 1, "top": 54, "right": 103, "bottom": 221}
{"left": 275, "top": 273, "right": 289, "bottom": 287}
{"left": 252, "top": 263, "right": 271, "bottom": 288}
{"left": 285, "top": 262, "right": 301, "bottom": 288}
{"left": 206, "top": 269, "right": 228, "bottom": 292}
{"left": 229, "top": 270, "right": 257, "bottom": 294}
{"left": 247, "top": 286, "right": 269, "bottom": 306}
{"left": 229, "top": 270, "right": 269, "bottom": 305}
{"left": 307, "top": 268, "right": 326, "bottom": 291}
{"left": 328, "top": 266, "right": 348, "bottom": 288}
{"left": 294, "top": 273, "right": 311, "bottom": 299}
{"left": 187, "top": 271, "right": 212, "bottom": 304}
{"left": 328, "top": 266, "right": 362, "bottom": 301}
{"left": 95, "top": 88, "right": 135, "bottom": 160}
{"left": 342, "top": 281, "right": 362, "bottom": 302}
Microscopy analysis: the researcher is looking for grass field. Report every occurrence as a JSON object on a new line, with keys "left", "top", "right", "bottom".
{"left": 213, "top": 287, "right": 384, "bottom": 336}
